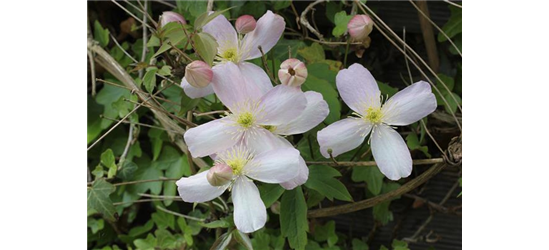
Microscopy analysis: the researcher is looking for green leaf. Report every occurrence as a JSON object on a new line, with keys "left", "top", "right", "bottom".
{"left": 101, "top": 149, "right": 117, "bottom": 179}
{"left": 143, "top": 68, "right": 158, "bottom": 93}
{"left": 305, "top": 165, "right": 352, "bottom": 201}
{"left": 443, "top": 92, "right": 462, "bottom": 114}
{"left": 271, "top": 39, "right": 307, "bottom": 61}
{"left": 438, "top": 6, "right": 462, "bottom": 42}
{"left": 259, "top": 184, "right": 285, "bottom": 207}
{"left": 129, "top": 220, "right": 154, "bottom": 237}
{"left": 352, "top": 166, "right": 384, "bottom": 195}
{"left": 192, "top": 32, "right": 219, "bottom": 66}
{"left": 298, "top": 43, "right": 325, "bottom": 63}
{"left": 134, "top": 161, "right": 163, "bottom": 195}
{"left": 302, "top": 73, "right": 341, "bottom": 124}
{"left": 377, "top": 81, "right": 398, "bottom": 97}
{"left": 194, "top": 7, "right": 234, "bottom": 30}
{"left": 306, "top": 189, "right": 325, "bottom": 208}
{"left": 201, "top": 220, "right": 230, "bottom": 229}
{"left": 117, "top": 161, "right": 138, "bottom": 180}
{"left": 313, "top": 221, "right": 338, "bottom": 246}
{"left": 352, "top": 238, "right": 369, "bottom": 250}
{"left": 157, "top": 65, "right": 172, "bottom": 76}
{"left": 373, "top": 182, "right": 401, "bottom": 225}
{"left": 87, "top": 217, "right": 105, "bottom": 234}
{"left": 280, "top": 186, "right": 308, "bottom": 250}
{"left": 392, "top": 240, "right": 410, "bottom": 250}
{"left": 233, "top": 230, "right": 253, "bottom": 250}
{"left": 272, "top": 0, "right": 291, "bottom": 10}
{"left": 87, "top": 179, "right": 117, "bottom": 221}
{"left": 134, "top": 233, "right": 156, "bottom": 250}
{"left": 94, "top": 20, "right": 110, "bottom": 47}
{"left": 210, "top": 230, "right": 233, "bottom": 250}
{"left": 152, "top": 210, "right": 175, "bottom": 230}
{"left": 333, "top": 11, "right": 353, "bottom": 37}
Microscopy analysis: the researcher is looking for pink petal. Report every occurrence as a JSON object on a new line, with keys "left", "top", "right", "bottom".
{"left": 244, "top": 147, "right": 300, "bottom": 183}
{"left": 238, "top": 62, "right": 274, "bottom": 95}
{"left": 181, "top": 77, "right": 214, "bottom": 98}
{"left": 336, "top": 63, "right": 381, "bottom": 114}
{"left": 257, "top": 85, "right": 307, "bottom": 126}
{"left": 371, "top": 124, "right": 412, "bottom": 180}
{"left": 176, "top": 171, "right": 228, "bottom": 202}
{"left": 232, "top": 176, "right": 266, "bottom": 233}
{"left": 276, "top": 91, "right": 329, "bottom": 135}
{"left": 203, "top": 13, "right": 238, "bottom": 54}
{"left": 211, "top": 62, "right": 265, "bottom": 111}
{"left": 280, "top": 157, "right": 309, "bottom": 190}
{"left": 381, "top": 81, "right": 437, "bottom": 126}
{"left": 240, "top": 11, "right": 285, "bottom": 60}
{"left": 317, "top": 117, "right": 371, "bottom": 158}
{"left": 243, "top": 127, "right": 293, "bottom": 155}
{"left": 184, "top": 117, "right": 240, "bottom": 158}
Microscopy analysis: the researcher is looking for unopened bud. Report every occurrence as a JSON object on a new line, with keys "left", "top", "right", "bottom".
{"left": 235, "top": 15, "right": 257, "bottom": 34}
{"left": 207, "top": 163, "right": 233, "bottom": 186}
{"left": 347, "top": 14, "right": 374, "bottom": 41}
{"left": 160, "top": 11, "right": 187, "bottom": 28}
{"left": 278, "top": 58, "right": 308, "bottom": 87}
{"left": 270, "top": 201, "right": 281, "bottom": 214}
{"left": 185, "top": 61, "right": 213, "bottom": 88}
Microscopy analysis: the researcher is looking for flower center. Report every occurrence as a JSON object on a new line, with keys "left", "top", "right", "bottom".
{"left": 288, "top": 68, "right": 296, "bottom": 76}
{"left": 221, "top": 48, "right": 239, "bottom": 62}
{"left": 237, "top": 112, "right": 255, "bottom": 128}
{"left": 365, "top": 107, "right": 383, "bottom": 124}
{"left": 225, "top": 158, "right": 246, "bottom": 175}
{"left": 261, "top": 125, "right": 277, "bottom": 132}
{"left": 218, "top": 146, "right": 255, "bottom": 176}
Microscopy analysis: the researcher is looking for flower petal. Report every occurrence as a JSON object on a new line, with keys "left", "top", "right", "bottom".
{"left": 371, "top": 124, "right": 412, "bottom": 180}
{"left": 176, "top": 171, "right": 228, "bottom": 202}
{"left": 184, "top": 117, "right": 239, "bottom": 158}
{"left": 240, "top": 11, "right": 285, "bottom": 60}
{"left": 317, "top": 117, "right": 371, "bottom": 158}
{"left": 381, "top": 81, "right": 437, "bottom": 126}
{"left": 232, "top": 176, "right": 267, "bottom": 233}
{"left": 276, "top": 91, "right": 329, "bottom": 135}
{"left": 203, "top": 13, "right": 238, "bottom": 54}
{"left": 336, "top": 63, "right": 381, "bottom": 114}
{"left": 238, "top": 62, "right": 273, "bottom": 95}
{"left": 181, "top": 77, "right": 214, "bottom": 98}
{"left": 257, "top": 85, "right": 307, "bottom": 126}
{"left": 243, "top": 127, "right": 293, "bottom": 155}
{"left": 211, "top": 62, "right": 264, "bottom": 110}
{"left": 280, "top": 156, "right": 309, "bottom": 190}
{"left": 244, "top": 147, "right": 300, "bottom": 184}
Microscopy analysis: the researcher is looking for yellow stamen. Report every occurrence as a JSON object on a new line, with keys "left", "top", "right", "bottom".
{"left": 237, "top": 112, "right": 255, "bottom": 128}
{"left": 365, "top": 107, "right": 383, "bottom": 124}
{"left": 261, "top": 125, "right": 277, "bottom": 132}
{"left": 221, "top": 48, "right": 239, "bottom": 62}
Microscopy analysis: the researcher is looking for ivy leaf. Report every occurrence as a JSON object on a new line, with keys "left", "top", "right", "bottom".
{"left": 143, "top": 68, "right": 158, "bottom": 93}
{"left": 101, "top": 149, "right": 117, "bottom": 178}
{"left": 129, "top": 220, "right": 154, "bottom": 238}
{"left": 192, "top": 32, "right": 219, "bottom": 66}
{"left": 133, "top": 234, "right": 157, "bottom": 250}
{"left": 352, "top": 238, "right": 369, "bottom": 250}
{"left": 352, "top": 166, "right": 384, "bottom": 195}
{"left": 332, "top": 11, "right": 353, "bottom": 37}
{"left": 87, "top": 179, "right": 117, "bottom": 222}
{"left": 117, "top": 161, "right": 138, "bottom": 180}
{"left": 438, "top": 6, "right": 462, "bottom": 42}
{"left": 259, "top": 183, "right": 285, "bottom": 207}
{"left": 94, "top": 20, "right": 110, "bottom": 47}
{"left": 298, "top": 43, "right": 325, "bottom": 63}
{"left": 152, "top": 210, "right": 175, "bottom": 230}
{"left": 305, "top": 165, "right": 352, "bottom": 202}
{"left": 280, "top": 186, "right": 308, "bottom": 250}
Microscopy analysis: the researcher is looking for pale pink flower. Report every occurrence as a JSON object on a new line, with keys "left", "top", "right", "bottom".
{"left": 184, "top": 61, "right": 213, "bottom": 88}
{"left": 278, "top": 58, "right": 308, "bottom": 87}
{"left": 177, "top": 144, "right": 300, "bottom": 233}
{"left": 159, "top": 11, "right": 187, "bottom": 28}
{"left": 181, "top": 11, "right": 285, "bottom": 99}
{"left": 347, "top": 14, "right": 374, "bottom": 41}
{"left": 317, "top": 64, "right": 437, "bottom": 180}
{"left": 184, "top": 63, "right": 329, "bottom": 189}
{"left": 235, "top": 15, "right": 257, "bottom": 34}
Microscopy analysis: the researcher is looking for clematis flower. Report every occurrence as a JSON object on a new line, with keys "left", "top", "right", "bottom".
{"left": 278, "top": 58, "right": 308, "bottom": 87}
{"left": 177, "top": 144, "right": 300, "bottom": 233}
{"left": 184, "top": 62, "right": 329, "bottom": 189}
{"left": 235, "top": 15, "right": 256, "bottom": 34}
{"left": 347, "top": 14, "right": 374, "bottom": 41}
{"left": 184, "top": 60, "right": 213, "bottom": 88}
{"left": 159, "top": 11, "right": 187, "bottom": 28}
{"left": 317, "top": 63, "right": 437, "bottom": 180}
{"left": 181, "top": 11, "right": 285, "bottom": 99}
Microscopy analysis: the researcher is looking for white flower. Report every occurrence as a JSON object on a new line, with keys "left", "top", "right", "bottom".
{"left": 176, "top": 144, "right": 300, "bottom": 233}
{"left": 184, "top": 62, "right": 329, "bottom": 189}
{"left": 317, "top": 63, "right": 437, "bottom": 180}
{"left": 181, "top": 11, "right": 285, "bottom": 99}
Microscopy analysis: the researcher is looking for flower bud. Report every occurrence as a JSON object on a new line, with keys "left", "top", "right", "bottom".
{"left": 278, "top": 58, "right": 308, "bottom": 87}
{"left": 207, "top": 163, "right": 233, "bottom": 186}
{"left": 160, "top": 11, "right": 187, "bottom": 28}
{"left": 185, "top": 61, "right": 213, "bottom": 88}
{"left": 270, "top": 201, "right": 281, "bottom": 214}
{"left": 235, "top": 15, "right": 257, "bottom": 34}
{"left": 347, "top": 14, "right": 374, "bottom": 41}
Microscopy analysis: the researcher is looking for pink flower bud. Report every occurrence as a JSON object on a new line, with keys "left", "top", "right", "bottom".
{"left": 347, "top": 14, "right": 374, "bottom": 41}
{"left": 160, "top": 11, "right": 187, "bottom": 28}
{"left": 235, "top": 15, "right": 257, "bottom": 34}
{"left": 207, "top": 163, "right": 233, "bottom": 186}
{"left": 185, "top": 61, "right": 213, "bottom": 88}
{"left": 278, "top": 58, "right": 308, "bottom": 87}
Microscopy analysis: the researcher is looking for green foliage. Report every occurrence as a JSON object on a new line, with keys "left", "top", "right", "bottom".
{"left": 306, "top": 165, "right": 353, "bottom": 202}
{"left": 281, "top": 187, "right": 309, "bottom": 250}
{"left": 192, "top": 32, "right": 218, "bottom": 65}
{"left": 406, "top": 133, "right": 431, "bottom": 158}
{"left": 313, "top": 221, "right": 339, "bottom": 247}
{"left": 438, "top": 6, "right": 462, "bottom": 42}
{"left": 87, "top": 179, "right": 116, "bottom": 222}
{"left": 143, "top": 67, "right": 158, "bottom": 93}
{"left": 352, "top": 166, "right": 384, "bottom": 195}
{"left": 94, "top": 20, "right": 110, "bottom": 47}
{"left": 373, "top": 182, "right": 401, "bottom": 225}
{"left": 434, "top": 73, "right": 462, "bottom": 114}
{"left": 259, "top": 183, "right": 285, "bottom": 207}
{"left": 333, "top": 11, "right": 353, "bottom": 37}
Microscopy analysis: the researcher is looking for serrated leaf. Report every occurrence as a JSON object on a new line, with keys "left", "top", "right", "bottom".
{"left": 280, "top": 187, "right": 308, "bottom": 250}
{"left": 87, "top": 179, "right": 116, "bottom": 221}
{"left": 143, "top": 68, "right": 158, "bottom": 93}
{"left": 259, "top": 184, "right": 285, "bottom": 207}
{"left": 351, "top": 166, "right": 384, "bottom": 195}
{"left": 305, "top": 165, "right": 352, "bottom": 201}
{"left": 117, "top": 161, "right": 138, "bottom": 180}
{"left": 192, "top": 32, "right": 218, "bottom": 65}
